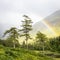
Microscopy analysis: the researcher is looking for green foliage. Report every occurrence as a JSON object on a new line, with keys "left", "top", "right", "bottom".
{"left": 0, "top": 45, "right": 4, "bottom": 48}
{"left": 49, "top": 36, "right": 60, "bottom": 52}
{"left": 20, "top": 15, "right": 33, "bottom": 49}
{"left": 20, "top": 15, "right": 32, "bottom": 39}
{"left": 3, "top": 27, "right": 20, "bottom": 38}
{"left": 35, "top": 31, "right": 47, "bottom": 51}
{"left": 0, "top": 54, "right": 14, "bottom": 60}
{"left": 3, "top": 27, "right": 20, "bottom": 48}
{"left": 36, "top": 31, "right": 47, "bottom": 42}
{"left": 0, "top": 47, "right": 53, "bottom": 60}
{"left": 0, "top": 39, "right": 20, "bottom": 47}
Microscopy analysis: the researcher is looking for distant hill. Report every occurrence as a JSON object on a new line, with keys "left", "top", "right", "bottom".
{"left": 32, "top": 10, "right": 60, "bottom": 38}
{"left": 44, "top": 10, "right": 60, "bottom": 26}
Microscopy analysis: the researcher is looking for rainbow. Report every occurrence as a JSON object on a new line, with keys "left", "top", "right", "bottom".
{"left": 42, "top": 20, "right": 59, "bottom": 37}
{"left": 25, "top": 12, "right": 60, "bottom": 37}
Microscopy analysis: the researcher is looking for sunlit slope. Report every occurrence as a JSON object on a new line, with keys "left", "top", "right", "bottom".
{"left": 32, "top": 10, "right": 60, "bottom": 38}
{"left": 44, "top": 10, "right": 60, "bottom": 36}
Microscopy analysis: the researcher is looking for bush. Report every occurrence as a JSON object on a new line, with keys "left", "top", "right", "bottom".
{"left": 0, "top": 45, "right": 4, "bottom": 48}
{"left": 0, "top": 47, "right": 54, "bottom": 60}
{"left": 0, "top": 54, "right": 14, "bottom": 60}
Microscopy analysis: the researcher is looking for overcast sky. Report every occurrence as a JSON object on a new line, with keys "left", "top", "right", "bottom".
{"left": 0, "top": 0, "right": 60, "bottom": 27}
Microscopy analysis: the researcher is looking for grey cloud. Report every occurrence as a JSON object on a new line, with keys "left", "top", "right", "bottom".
{"left": 0, "top": 0, "right": 60, "bottom": 37}
{"left": 23, "top": 0, "right": 60, "bottom": 17}
{"left": 0, "top": 0, "right": 24, "bottom": 13}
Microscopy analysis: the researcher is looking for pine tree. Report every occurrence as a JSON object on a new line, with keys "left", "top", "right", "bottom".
{"left": 3, "top": 27, "right": 20, "bottom": 48}
{"left": 36, "top": 31, "right": 47, "bottom": 55}
{"left": 20, "top": 15, "right": 33, "bottom": 49}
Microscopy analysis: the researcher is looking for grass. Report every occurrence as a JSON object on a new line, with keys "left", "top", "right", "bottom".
{"left": 55, "top": 58, "right": 60, "bottom": 60}
{"left": 35, "top": 50, "right": 60, "bottom": 60}
{"left": 0, "top": 45, "right": 54, "bottom": 60}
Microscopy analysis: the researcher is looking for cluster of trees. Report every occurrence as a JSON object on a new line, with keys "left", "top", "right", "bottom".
{"left": 49, "top": 36, "right": 60, "bottom": 52}
{"left": 0, "top": 15, "right": 33, "bottom": 49}
{"left": 0, "top": 15, "right": 60, "bottom": 53}
{"left": 21, "top": 35, "right": 60, "bottom": 53}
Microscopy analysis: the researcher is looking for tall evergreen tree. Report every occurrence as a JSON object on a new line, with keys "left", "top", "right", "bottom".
{"left": 36, "top": 31, "right": 47, "bottom": 54}
{"left": 3, "top": 27, "right": 20, "bottom": 48}
{"left": 20, "top": 15, "right": 33, "bottom": 49}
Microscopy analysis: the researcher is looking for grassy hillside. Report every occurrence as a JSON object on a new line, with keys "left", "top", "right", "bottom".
{"left": 0, "top": 45, "right": 53, "bottom": 60}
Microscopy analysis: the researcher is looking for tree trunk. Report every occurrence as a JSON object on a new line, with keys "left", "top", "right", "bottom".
{"left": 13, "top": 40, "right": 15, "bottom": 48}
{"left": 13, "top": 43, "right": 15, "bottom": 48}
{"left": 42, "top": 42, "right": 44, "bottom": 55}
{"left": 25, "top": 34, "right": 28, "bottom": 50}
{"left": 26, "top": 40, "right": 28, "bottom": 50}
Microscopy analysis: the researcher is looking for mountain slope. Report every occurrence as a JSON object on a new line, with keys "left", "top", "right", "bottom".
{"left": 32, "top": 10, "right": 60, "bottom": 37}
